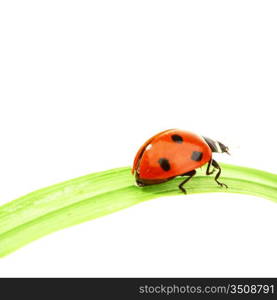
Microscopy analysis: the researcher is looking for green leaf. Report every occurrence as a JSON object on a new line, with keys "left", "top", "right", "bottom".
{"left": 0, "top": 163, "right": 276, "bottom": 257}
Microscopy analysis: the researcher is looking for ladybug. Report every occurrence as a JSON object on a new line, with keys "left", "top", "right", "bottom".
{"left": 132, "top": 129, "right": 230, "bottom": 193}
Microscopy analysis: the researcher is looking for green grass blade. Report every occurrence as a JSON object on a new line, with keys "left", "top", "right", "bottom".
{"left": 0, "top": 163, "right": 276, "bottom": 257}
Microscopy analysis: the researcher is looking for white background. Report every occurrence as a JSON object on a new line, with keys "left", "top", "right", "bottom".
{"left": 0, "top": 0, "right": 276, "bottom": 277}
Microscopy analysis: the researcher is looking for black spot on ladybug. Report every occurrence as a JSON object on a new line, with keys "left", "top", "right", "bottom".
{"left": 171, "top": 134, "right": 183, "bottom": 143}
{"left": 158, "top": 158, "right": 171, "bottom": 171}
{"left": 191, "top": 151, "right": 203, "bottom": 161}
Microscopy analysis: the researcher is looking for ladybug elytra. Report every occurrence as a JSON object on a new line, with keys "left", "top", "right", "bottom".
{"left": 132, "top": 129, "right": 229, "bottom": 193}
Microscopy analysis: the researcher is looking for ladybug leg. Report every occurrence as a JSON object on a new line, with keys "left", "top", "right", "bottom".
{"left": 178, "top": 170, "right": 196, "bottom": 194}
{"left": 206, "top": 159, "right": 216, "bottom": 175}
{"left": 211, "top": 159, "right": 228, "bottom": 188}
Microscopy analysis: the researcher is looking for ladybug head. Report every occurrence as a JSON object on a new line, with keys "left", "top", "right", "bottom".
{"left": 217, "top": 141, "right": 230, "bottom": 155}
{"left": 203, "top": 136, "right": 230, "bottom": 155}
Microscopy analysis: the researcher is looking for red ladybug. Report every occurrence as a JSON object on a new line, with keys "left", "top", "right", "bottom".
{"left": 132, "top": 129, "right": 230, "bottom": 193}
